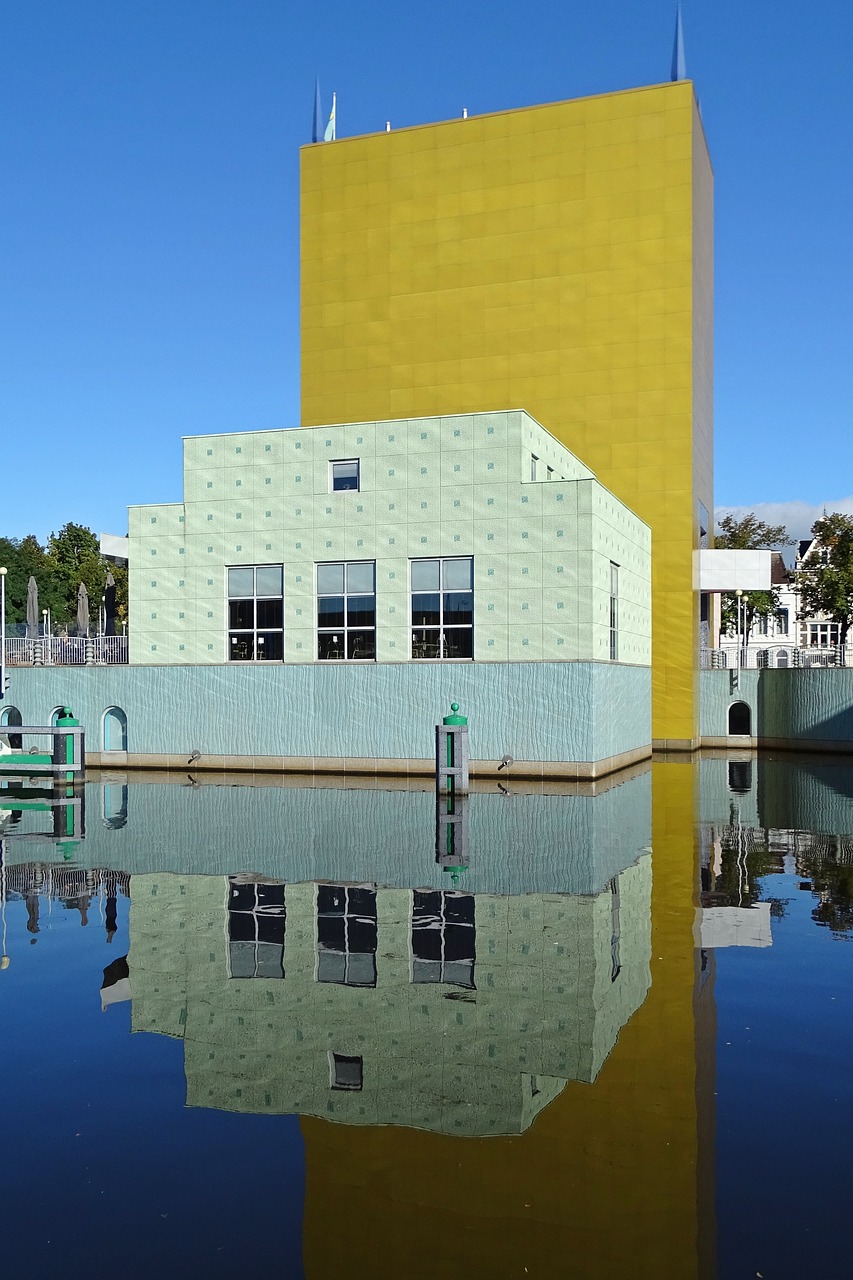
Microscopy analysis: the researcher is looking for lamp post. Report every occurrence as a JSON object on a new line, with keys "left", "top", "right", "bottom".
{"left": 735, "top": 589, "right": 744, "bottom": 669}
{"left": 0, "top": 566, "right": 7, "bottom": 700}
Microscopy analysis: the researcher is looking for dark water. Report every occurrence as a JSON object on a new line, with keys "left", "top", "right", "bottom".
{"left": 1, "top": 757, "right": 852, "bottom": 1278}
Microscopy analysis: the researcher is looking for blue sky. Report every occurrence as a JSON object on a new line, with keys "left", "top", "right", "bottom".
{"left": 2, "top": 0, "right": 851, "bottom": 543}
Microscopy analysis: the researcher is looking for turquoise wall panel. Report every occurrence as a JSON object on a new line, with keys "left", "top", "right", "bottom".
{"left": 5, "top": 660, "right": 651, "bottom": 764}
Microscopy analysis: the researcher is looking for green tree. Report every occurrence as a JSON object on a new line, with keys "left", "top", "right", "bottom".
{"left": 795, "top": 512, "right": 853, "bottom": 646}
{"left": 46, "top": 523, "right": 105, "bottom": 627}
{"left": 715, "top": 513, "right": 793, "bottom": 646}
{"left": 0, "top": 534, "right": 60, "bottom": 626}
{"left": 1, "top": 525, "right": 128, "bottom": 632}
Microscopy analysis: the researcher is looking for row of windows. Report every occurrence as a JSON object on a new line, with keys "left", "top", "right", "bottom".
{"left": 227, "top": 557, "right": 475, "bottom": 662}
{"left": 227, "top": 881, "right": 477, "bottom": 989}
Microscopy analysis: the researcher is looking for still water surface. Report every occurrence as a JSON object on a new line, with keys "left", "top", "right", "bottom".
{"left": 1, "top": 757, "right": 852, "bottom": 1278}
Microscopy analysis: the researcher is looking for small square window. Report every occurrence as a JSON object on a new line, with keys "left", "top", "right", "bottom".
{"left": 331, "top": 459, "right": 359, "bottom": 492}
{"left": 330, "top": 1052, "right": 363, "bottom": 1091}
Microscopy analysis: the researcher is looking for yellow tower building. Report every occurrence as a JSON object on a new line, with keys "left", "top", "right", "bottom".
{"left": 300, "top": 79, "right": 713, "bottom": 747}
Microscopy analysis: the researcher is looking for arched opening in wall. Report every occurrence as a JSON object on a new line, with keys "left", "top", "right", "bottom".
{"left": 50, "top": 707, "right": 66, "bottom": 727}
{"left": 102, "top": 783, "right": 128, "bottom": 829}
{"left": 776, "top": 649, "right": 789, "bottom": 668}
{"left": 0, "top": 705, "right": 23, "bottom": 750}
{"left": 728, "top": 761, "right": 753, "bottom": 793}
{"left": 728, "top": 701, "right": 751, "bottom": 736}
{"left": 102, "top": 707, "right": 128, "bottom": 752}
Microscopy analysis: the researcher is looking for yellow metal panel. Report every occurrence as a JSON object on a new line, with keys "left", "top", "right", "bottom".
{"left": 300, "top": 81, "right": 712, "bottom": 744}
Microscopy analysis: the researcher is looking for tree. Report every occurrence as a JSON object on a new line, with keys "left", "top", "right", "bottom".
{"left": 0, "top": 525, "right": 128, "bottom": 632}
{"left": 795, "top": 512, "right": 853, "bottom": 646}
{"left": 715, "top": 513, "right": 794, "bottom": 646}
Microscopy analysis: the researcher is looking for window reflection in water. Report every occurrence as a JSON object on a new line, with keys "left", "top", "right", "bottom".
{"left": 316, "top": 885, "right": 378, "bottom": 987}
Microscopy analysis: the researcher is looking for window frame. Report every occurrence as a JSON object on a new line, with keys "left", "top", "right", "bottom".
{"left": 316, "top": 884, "right": 378, "bottom": 987}
{"left": 609, "top": 561, "right": 619, "bottom": 661}
{"left": 410, "top": 556, "right": 474, "bottom": 661}
{"left": 226, "top": 563, "right": 284, "bottom": 662}
{"left": 316, "top": 560, "right": 377, "bottom": 661}
{"left": 226, "top": 877, "right": 286, "bottom": 979}
{"left": 410, "top": 889, "right": 476, "bottom": 989}
{"left": 329, "top": 458, "right": 360, "bottom": 493}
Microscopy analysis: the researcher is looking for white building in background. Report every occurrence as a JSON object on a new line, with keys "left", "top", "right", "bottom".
{"left": 716, "top": 538, "right": 848, "bottom": 668}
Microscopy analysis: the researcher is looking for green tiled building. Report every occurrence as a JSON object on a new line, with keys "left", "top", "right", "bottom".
{"left": 128, "top": 409, "right": 650, "bottom": 668}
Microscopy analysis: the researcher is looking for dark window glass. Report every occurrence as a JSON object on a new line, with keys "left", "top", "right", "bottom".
{"left": 347, "top": 631, "right": 376, "bottom": 660}
{"left": 256, "top": 599, "right": 283, "bottom": 629}
{"left": 412, "top": 593, "right": 441, "bottom": 626}
{"left": 347, "top": 596, "right": 375, "bottom": 628}
{"left": 318, "top": 596, "right": 345, "bottom": 629}
{"left": 444, "top": 591, "right": 473, "bottom": 625}
{"left": 317, "top": 632, "right": 345, "bottom": 660}
{"left": 229, "top": 633, "right": 254, "bottom": 660}
{"left": 256, "top": 632, "right": 283, "bottom": 660}
{"left": 229, "top": 599, "right": 254, "bottom": 629}
{"left": 443, "top": 628, "right": 473, "bottom": 659}
{"left": 412, "top": 629, "right": 441, "bottom": 658}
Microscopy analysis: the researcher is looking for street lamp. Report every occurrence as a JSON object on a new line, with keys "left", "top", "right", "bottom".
{"left": 0, "top": 566, "right": 7, "bottom": 700}
{"left": 735, "top": 589, "right": 744, "bottom": 668}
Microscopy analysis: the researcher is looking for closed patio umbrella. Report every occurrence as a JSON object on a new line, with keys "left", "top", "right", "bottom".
{"left": 25, "top": 576, "right": 39, "bottom": 639}
{"left": 103, "top": 571, "right": 116, "bottom": 636}
{"left": 77, "top": 582, "right": 90, "bottom": 637}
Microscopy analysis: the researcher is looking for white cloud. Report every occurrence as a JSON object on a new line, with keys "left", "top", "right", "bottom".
{"left": 715, "top": 498, "right": 853, "bottom": 545}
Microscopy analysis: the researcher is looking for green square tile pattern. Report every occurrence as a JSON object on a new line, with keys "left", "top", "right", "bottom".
{"left": 128, "top": 411, "right": 650, "bottom": 666}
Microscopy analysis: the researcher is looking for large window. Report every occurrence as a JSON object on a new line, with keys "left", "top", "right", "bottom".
{"left": 227, "top": 878, "right": 286, "bottom": 978}
{"left": 411, "top": 890, "right": 476, "bottom": 989}
{"left": 228, "top": 565, "right": 283, "bottom": 661}
{"left": 809, "top": 622, "right": 840, "bottom": 648}
{"left": 317, "top": 561, "right": 376, "bottom": 660}
{"left": 411, "top": 557, "right": 473, "bottom": 659}
{"left": 316, "top": 885, "right": 378, "bottom": 987}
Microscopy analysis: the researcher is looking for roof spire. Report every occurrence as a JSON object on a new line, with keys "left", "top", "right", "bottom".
{"left": 671, "top": 4, "right": 687, "bottom": 81}
{"left": 312, "top": 78, "right": 323, "bottom": 143}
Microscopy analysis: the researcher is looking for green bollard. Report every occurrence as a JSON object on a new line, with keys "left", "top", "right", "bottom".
{"left": 442, "top": 702, "right": 467, "bottom": 773}
{"left": 55, "top": 707, "right": 79, "bottom": 783}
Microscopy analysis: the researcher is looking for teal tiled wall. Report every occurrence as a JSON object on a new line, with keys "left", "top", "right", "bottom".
{"left": 4, "top": 659, "right": 651, "bottom": 764}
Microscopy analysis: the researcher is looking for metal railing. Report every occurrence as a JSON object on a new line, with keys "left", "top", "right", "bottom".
{"left": 3, "top": 635, "right": 128, "bottom": 666}
{"left": 702, "top": 645, "right": 848, "bottom": 670}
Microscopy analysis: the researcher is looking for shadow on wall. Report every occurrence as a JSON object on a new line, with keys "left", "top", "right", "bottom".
{"left": 756, "top": 670, "right": 853, "bottom": 749}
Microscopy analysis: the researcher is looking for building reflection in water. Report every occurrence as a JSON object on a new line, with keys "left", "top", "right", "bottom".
{"left": 129, "top": 847, "right": 651, "bottom": 1137}
{"left": 1, "top": 765, "right": 717, "bottom": 1277}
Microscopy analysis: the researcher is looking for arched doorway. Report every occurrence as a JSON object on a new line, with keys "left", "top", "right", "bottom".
{"left": 102, "top": 706, "right": 128, "bottom": 752}
{"left": 728, "top": 701, "right": 751, "bottom": 736}
{"left": 0, "top": 705, "right": 23, "bottom": 750}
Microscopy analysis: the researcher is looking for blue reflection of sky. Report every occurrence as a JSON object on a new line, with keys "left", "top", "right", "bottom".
{"left": 0, "top": 892, "right": 305, "bottom": 1279}
{"left": 714, "top": 873, "right": 853, "bottom": 1280}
